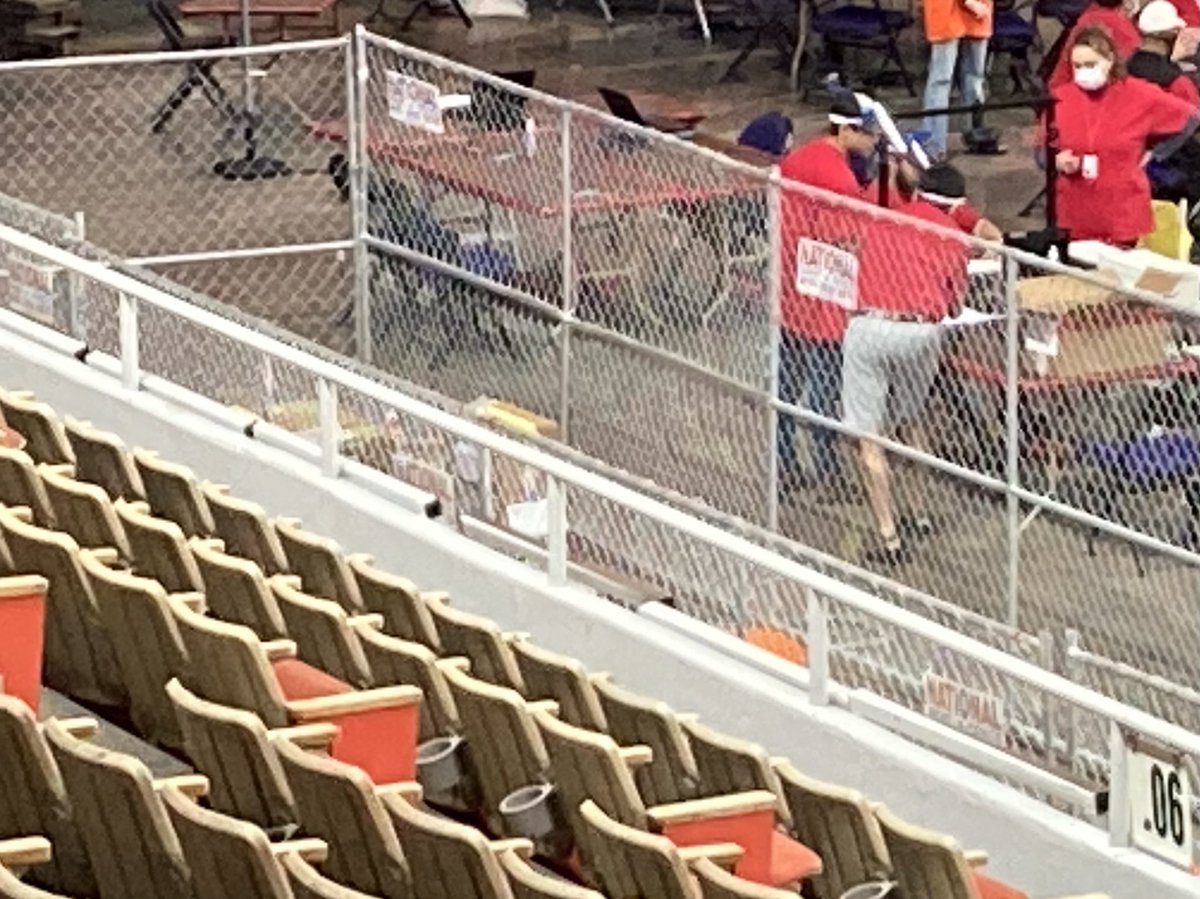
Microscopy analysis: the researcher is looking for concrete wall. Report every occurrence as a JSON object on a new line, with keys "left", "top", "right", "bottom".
{"left": 1, "top": 325, "right": 1194, "bottom": 899}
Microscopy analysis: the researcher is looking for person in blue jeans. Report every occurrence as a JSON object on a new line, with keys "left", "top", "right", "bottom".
{"left": 921, "top": 0, "right": 994, "bottom": 158}
{"left": 777, "top": 332, "right": 843, "bottom": 491}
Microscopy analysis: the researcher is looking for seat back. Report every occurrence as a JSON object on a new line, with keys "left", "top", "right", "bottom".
{"left": 0, "top": 698, "right": 93, "bottom": 896}
{"left": 115, "top": 498, "right": 204, "bottom": 592}
{"left": 874, "top": 806, "right": 976, "bottom": 899}
{"left": 498, "top": 849, "right": 604, "bottom": 899}
{"left": 191, "top": 540, "right": 288, "bottom": 640}
{"left": 170, "top": 600, "right": 290, "bottom": 728}
{"left": 510, "top": 639, "right": 606, "bottom": 731}
{"left": 383, "top": 794, "right": 513, "bottom": 899}
{"left": 0, "top": 865, "right": 72, "bottom": 899}
{"left": 0, "top": 448, "right": 55, "bottom": 527}
{"left": 691, "top": 858, "right": 800, "bottom": 899}
{"left": 201, "top": 484, "right": 289, "bottom": 576}
{"left": 43, "top": 720, "right": 192, "bottom": 899}
{"left": 348, "top": 556, "right": 441, "bottom": 650}
{"left": 274, "top": 519, "right": 363, "bottom": 613}
{"left": 273, "top": 740, "right": 411, "bottom": 899}
{"left": 161, "top": 784, "right": 291, "bottom": 899}
{"left": 281, "top": 853, "right": 383, "bottom": 899}
{"left": 442, "top": 665, "right": 550, "bottom": 832}
{"left": 63, "top": 416, "right": 145, "bottom": 501}
{"left": 578, "top": 800, "right": 696, "bottom": 899}
{"left": 165, "top": 678, "right": 297, "bottom": 831}
{"left": 426, "top": 600, "right": 523, "bottom": 691}
{"left": 776, "top": 763, "right": 890, "bottom": 899}
{"left": 81, "top": 552, "right": 189, "bottom": 749}
{"left": 1141, "top": 199, "right": 1193, "bottom": 261}
{"left": 0, "top": 508, "right": 123, "bottom": 707}
{"left": 592, "top": 678, "right": 699, "bottom": 806}
{"left": 39, "top": 467, "right": 130, "bottom": 558}
{"left": 0, "top": 392, "right": 72, "bottom": 466}
{"left": 132, "top": 449, "right": 215, "bottom": 538}
{"left": 356, "top": 627, "right": 460, "bottom": 742}
{"left": 680, "top": 719, "right": 790, "bottom": 827}
{"left": 271, "top": 577, "right": 373, "bottom": 688}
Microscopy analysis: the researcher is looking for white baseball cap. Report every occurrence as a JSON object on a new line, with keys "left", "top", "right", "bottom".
{"left": 1138, "top": 0, "right": 1187, "bottom": 34}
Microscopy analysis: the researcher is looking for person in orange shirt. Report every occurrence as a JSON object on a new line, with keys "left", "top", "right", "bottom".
{"left": 922, "top": 0, "right": 993, "bottom": 157}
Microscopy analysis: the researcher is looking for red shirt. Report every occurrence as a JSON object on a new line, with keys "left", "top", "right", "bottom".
{"left": 1051, "top": 77, "right": 1195, "bottom": 244}
{"left": 1049, "top": 5, "right": 1142, "bottom": 89}
{"left": 950, "top": 202, "right": 983, "bottom": 234}
{"left": 1168, "top": 0, "right": 1200, "bottom": 26}
{"left": 778, "top": 138, "right": 870, "bottom": 343}
{"left": 858, "top": 200, "right": 970, "bottom": 321}
{"left": 1166, "top": 71, "right": 1200, "bottom": 105}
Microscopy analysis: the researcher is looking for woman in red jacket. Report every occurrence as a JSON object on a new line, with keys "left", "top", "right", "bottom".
{"left": 1050, "top": 25, "right": 1199, "bottom": 245}
{"left": 1047, "top": 0, "right": 1142, "bottom": 88}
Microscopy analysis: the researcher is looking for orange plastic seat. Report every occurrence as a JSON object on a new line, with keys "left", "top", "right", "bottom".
{"left": 973, "top": 872, "right": 1029, "bottom": 899}
{"left": 743, "top": 628, "right": 808, "bottom": 666}
{"left": 271, "top": 658, "right": 353, "bottom": 700}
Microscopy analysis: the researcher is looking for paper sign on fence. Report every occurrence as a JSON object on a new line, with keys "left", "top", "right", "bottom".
{"left": 385, "top": 71, "right": 445, "bottom": 134}
{"left": 795, "top": 238, "right": 858, "bottom": 309}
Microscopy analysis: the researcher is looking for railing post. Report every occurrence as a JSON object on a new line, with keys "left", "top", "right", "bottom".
{"left": 1003, "top": 250, "right": 1022, "bottom": 627}
{"left": 1038, "top": 628, "right": 1057, "bottom": 762}
{"left": 1108, "top": 720, "right": 1131, "bottom": 845}
{"left": 557, "top": 108, "right": 574, "bottom": 443}
{"left": 117, "top": 291, "right": 139, "bottom": 391}
{"left": 318, "top": 378, "right": 341, "bottom": 478}
{"left": 547, "top": 474, "right": 568, "bottom": 586}
{"left": 65, "top": 211, "right": 85, "bottom": 339}
{"left": 765, "top": 170, "right": 783, "bottom": 533}
{"left": 350, "top": 25, "right": 372, "bottom": 365}
{"left": 1063, "top": 628, "right": 1081, "bottom": 766}
{"left": 806, "top": 587, "right": 830, "bottom": 705}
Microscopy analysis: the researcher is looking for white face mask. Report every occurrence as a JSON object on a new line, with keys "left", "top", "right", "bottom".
{"left": 1073, "top": 61, "right": 1111, "bottom": 91}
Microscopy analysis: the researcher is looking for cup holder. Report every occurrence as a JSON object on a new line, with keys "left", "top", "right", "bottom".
{"left": 416, "top": 736, "right": 466, "bottom": 795}
{"left": 499, "top": 783, "right": 563, "bottom": 840}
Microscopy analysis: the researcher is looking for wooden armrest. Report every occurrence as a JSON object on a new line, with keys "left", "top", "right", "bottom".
{"left": 269, "top": 722, "right": 340, "bottom": 749}
{"left": 263, "top": 639, "right": 298, "bottom": 662}
{"left": 88, "top": 547, "right": 122, "bottom": 565}
{"left": 5, "top": 506, "right": 33, "bottom": 523}
{"left": 5, "top": 390, "right": 35, "bottom": 400}
{"left": 647, "top": 790, "right": 778, "bottom": 827}
{"left": 270, "top": 838, "right": 328, "bottom": 863}
{"left": 489, "top": 838, "right": 534, "bottom": 859}
{"left": 276, "top": 575, "right": 302, "bottom": 588}
{"left": 421, "top": 591, "right": 450, "bottom": 605}
{"left": 286, "top": 685, "right": 423, "bottom": 723}
{"left": 200, "top": 481, "right": 230, "bottom": 496}
{"left": 675, "top": 713, "right": 701, "bottom": 724}
{"left": 526, "top": 700, "right": 560, "bottom": 716}
{"left": 375, "top": 781, "right": 423, "bottom": 802}
{"left": 42, "top": 463, "right": 75, "bottom": 477}
{"left": 195, "top": 538, "right": 225, "bottom": 551}
{"left": 275, "top": 516, "right": 302, "bottom": 528}
{"left": 153, "top": 775, "right": 210, "bottom": 799}
{"left": 677, "top": 843, "right": 745, "bottom": 867}
{"left": 345, "top": 552, "right": 375, "bottom": 566}
{"left": 869, "top": 802, "right": 885, "bottom": 813}
{"left": 619, "top": 745, "right": 654, "bottom": 768}
{"left": 0, "top": 837, "right": 52, "bottom": 868}
{"left": 589, "top": 672, "right": 612, "bottom": 683}
{"left": 436, "top": 656, "right": 471, "bottom": 673}
{"left": 53, "top": 717, "right": 98, "bottom": 740}
{"left": 126, "top": 500, "right": 152, "bottom": 514}
{"left": 769, "top": 756, "right": 789, "bottom": 768}
{"left": 347, "top": 613, "right": 385, "bottom": 630}
{"left": 503, "top": 631, "right": 531, "bottom": 643}
{"left": 168, "top": 592, "right": 206, "bottom": 613}
{"left": 963, "top": 849, "right": 989, "bottom": 868}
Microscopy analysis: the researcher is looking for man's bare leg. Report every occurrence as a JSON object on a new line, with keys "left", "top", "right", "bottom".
{"left": 856, "top": 438, "right": 899, "bottom": 549}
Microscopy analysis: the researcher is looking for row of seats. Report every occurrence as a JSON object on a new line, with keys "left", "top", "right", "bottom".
{"left": 0, "top": 386, "right": 1108, "bottom": 899}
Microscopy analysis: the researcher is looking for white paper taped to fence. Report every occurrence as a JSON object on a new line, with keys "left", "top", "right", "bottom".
{"left": 795, "top": 238, "right": 858, "bottom": 309}
{"left": 385, "top": 72, "right": 445, "bottom": 134}
{"left": 1127, "top": 745, "right": 1195, "bottom": 869}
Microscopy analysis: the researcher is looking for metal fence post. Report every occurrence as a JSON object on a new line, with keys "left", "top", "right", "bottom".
{"left": 117, "top": 292, "right": 139, "bottom": 392}
{"left": 350, "top": 26, "right": 372, "bottom": 365}
{"left": 1003, "top": 251, "right": 1022, "bottom": 627}
{"left": 765, "top": 170, "right": 783, "bottom": 532}
{"left": 558, "top": 108, "right": 574, "bottom": 443}
{"left": 547, "top": 474, "right": 568, "bottom": 586}
{"left": 318, "top": 377, "right": 341, "bottom": 478}
{"left": 806, "top": 587, "right": 831, "bottom": 705}
{"left": 1108, "top": 720, "right": 1131, "bottom": 846}
{"left": 1038, "top": 628, "right": 1057, "bottom": 763}
{"left": 65, "top": 211, "right": 84, "bottom": 339}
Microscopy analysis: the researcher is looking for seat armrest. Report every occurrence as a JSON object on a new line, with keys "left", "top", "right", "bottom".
{"left": 168, "top": 591, "right": 206, "bottom": 613}
{"left": 275, "top": 516, "right": 302, "bottom": 528}
{"left": 0, "top": 836, "right": 52, "bottom": 867}
{"left": 675, "top": 713, "right": 701, "bottom": 724}
{"left": 647, "top": 790, "right": 778, "bottom": 826}
{"left": 153, "top": 775, "right": 210, "bottom": 799}
{"left": 589, "top": 671, "right": 612, "bottom": 683}
{"left": 269, "top": 722, "right": 340, "bottom": 749}
{"left": 421, "top": 591, "right": 450, "bottom": 605}
{"left": 436, "top": 656, "right": 470, "bottom": 672}
{"left": 199, "top": 481, "right": 230, "bottom": 496}
{"left": 345, "top": 552, "right": 375, "bottom": 566}
{"left": 270, "top": 838, "right": 328, "bottom": 863}
{"left": 963, "top": 849, "right": 989, "bottom": 868}
{"left": 619, "top": 745, "right": 654, "bottom": 768}
{"left": 5, "top": 506, "right": 33, "bottom": 523}
{"left": 503, "top": 631, "right": 531, "bottom": 643}
{"left": 53, "top": 717, "right": 98, "bottom": 740}
{"left": 275, "top": 575, "right": 302, "bottom": 588}
{"left": 769, "top": 756, "right": 789, "bottom": 768}
{"left": 263, "top": 639, "right": 298, "bottom": 661}
{"left": 526, "top": 700, "right": 560, "bottom": 716}
{"left": 677, "top": 843, "right": 745, "bottom": 867}
{"left": 489, "top": 838, "right": 535, "bottom": 859}
{"left": 194, "top": 537, "right": 225, "bottom": 551}
{"left": 88, "top": 547, "right": 122, "bottom": 565}
{"left": 42, "top": 463, "right": 75, "bottom": 477}
{"left": 285, "top": 685, "right": 423, "bottom": 722}
{"left": 375, "top": 781, "right": 424, "bottom": 802}
{"left": 347, "top": 613, "right": 385, "bottom": 630}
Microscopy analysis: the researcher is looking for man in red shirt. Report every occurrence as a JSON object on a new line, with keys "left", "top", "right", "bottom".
{"left": 1047, "top": 0, "right": 1142, "bottom": 88}
{"left": 845, "top": 164, "right": 971, "bottom": 564}
{"left": 776, "top": 94, "right": 881, "bottom": 498}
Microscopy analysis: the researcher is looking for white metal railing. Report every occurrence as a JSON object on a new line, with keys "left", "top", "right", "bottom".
{"left": 2, "top": 220, "right": 1199, "bottom": 867}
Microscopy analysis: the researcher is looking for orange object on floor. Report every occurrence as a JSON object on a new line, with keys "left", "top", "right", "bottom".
{"left": 0, "top": 576, "right": 47, "bottom": 714}
{"left": 744, "top": 628, "right": 808, "bottom": 666}
{"left": 973, "top": 871, "right": 1029, "bottom": 899}
{"left": 663, "top": 807, "right": 822, "bottom": 886}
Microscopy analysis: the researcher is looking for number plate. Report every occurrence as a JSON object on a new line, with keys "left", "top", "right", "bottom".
{"left": 1128, "top": 748, "right": 1194, "bottom": 869}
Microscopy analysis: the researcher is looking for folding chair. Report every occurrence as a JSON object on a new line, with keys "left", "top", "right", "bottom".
{"left": 147, "top": 0, "right": 239, "bottom": 135}
{"left": 988, "top": 0, "right": 1038, "bottom": 95}
{"left": 806, "top": 0, "right": 915, "bottom": 96}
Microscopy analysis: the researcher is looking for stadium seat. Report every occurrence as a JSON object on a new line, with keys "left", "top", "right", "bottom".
{"left": 348, "top": 555, "right": 443, "bottom": 651}
{"left": 0, "top": 508, "right": 125, "bottom": 708}
{"left": 42, "top": 720, "right": 200, "bottom": 899}
{"left": 132, "top": 449, "right": 216, "bottom": 539}
{"left": 774, "top": 762, "right": 891, "bottom": 899}
{"left": 38, "top": 466, "right": 132, "bottom": 559}
{"left": 592, "top": 678, "right": 701, "bottom": 807}
{"left": 281, "top": 850, "right": 385, "bottom": 899}
{"left": 535, "top": 710, "right": 821, "bottom": 888}
{"left": 273, "top": 738, "right": 418, "bottom": 899}
{"left": 426, "top": 596, "right": 526, "bottom": 691}
{"left": 510, "top": 637, "right": 609, "bottom": 732}
{"left": 0, "top": 391, "right": 73, "bottom": 467}
{"left": 692, "top": 856, "right": 810, "bottom": 899}
{"left": 115, "top": 498, "right": 208, "bottom": 593}
{"left": 274, "top": 518, "right": 366, "bottom": 613}
{"left": 191, "top": 539, "right": 289, "bottom": 640}
{"left": 0, "top": 698, "right": 94, "bottom": 896}
{"left": 680, "top": 719, "right": 793, "bottom": 829}
{"left": 271, "top": 576, "right": 380, "bottom": 689}
{"left": 354, "top": 626, "right": 462, "bottom": 744}
{"left": 201, "top": 483, "right": 289, "bottom": 577}
{"left": 0, "top": 448, "right": 58, "bottom": 528}
{"left": 62, "top": 417, "right": 145, "bottom": 502}
{"left": 497, "top": 847, "right": 605, "bottom": 899}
